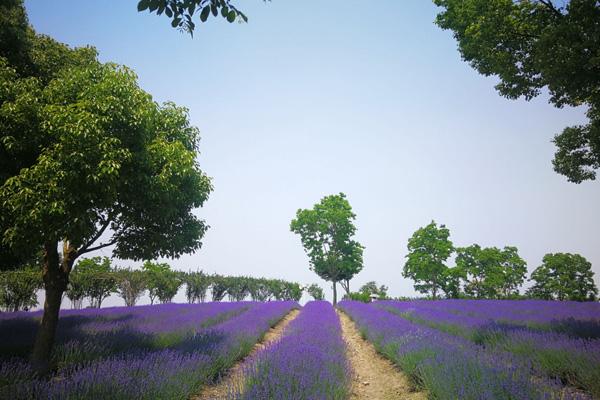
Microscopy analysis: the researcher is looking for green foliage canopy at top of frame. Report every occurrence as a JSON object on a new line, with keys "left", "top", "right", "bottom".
{"left": 434, "top": 0, "right": 600, "bottom": 183}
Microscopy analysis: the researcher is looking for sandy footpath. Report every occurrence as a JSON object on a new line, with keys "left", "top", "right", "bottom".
{"left": 337, "top": 310, "right": 427, "bottom": 400}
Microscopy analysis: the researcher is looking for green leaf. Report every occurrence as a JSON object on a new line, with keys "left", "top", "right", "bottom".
{"left": 200, "top": 6, "right": 210, "bottom": 22}
{"left": 165, "top": 7, "right": 173, "bottom": 17}
{"left": 221, "top": 6, "right": 228, "bottom": 17}
{"left": 137, "top": 0, "right": 150, "bottom": 12}
{"left": 210, "top": 4, "right": 218, "bottom": 16}
{"left": 227, "top": 10, "right": 236, "bottom": 23}
{"left": 171, "top": 17, "right": 182, "bottom": 27}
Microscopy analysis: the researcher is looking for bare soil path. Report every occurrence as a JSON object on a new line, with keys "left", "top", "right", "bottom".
{"left": 337, "top": 310, "right": 427, "bottom": 400}
{"left": 192, "top": 308, "right": 300, "bottom": 400}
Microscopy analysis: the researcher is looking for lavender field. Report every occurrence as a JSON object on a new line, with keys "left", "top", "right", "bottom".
{"left": 1, "top": 300, "right": 600, "bottom": 399}
{"left": 339, "top": 300, "right": 600, "bottom": 400}
{"left": 0, "top": 301, "right": 298, "bottom": 399}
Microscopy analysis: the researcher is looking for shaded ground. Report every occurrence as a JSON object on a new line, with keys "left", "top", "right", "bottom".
{"left": 192, "top": 308, "right": 300, "bottom": 400}
{"left": 337, "top": 310, "right": 427, "bottom": 400}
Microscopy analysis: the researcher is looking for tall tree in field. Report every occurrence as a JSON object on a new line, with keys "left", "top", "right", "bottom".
{"left": 528, "top": 253, "right": 598, "bottom": 301}
{"left": 403, "top": 221, "right": 453, "bottom": 299}
{"left": 434, "top": 0, "right": 600, "bottom": 183}
{"left": 456, "top": 245, "right": 526, "bottom": 298}
{"left": 290, "top": 193, "right": 364, "bottom": 305}
{"left": 0, "top": 1, "right": 212, "bottom": 373}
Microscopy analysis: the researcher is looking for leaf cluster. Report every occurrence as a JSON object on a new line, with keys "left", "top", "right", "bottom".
{"left": 137, "top": 0, "right": 255, "bottom": 34}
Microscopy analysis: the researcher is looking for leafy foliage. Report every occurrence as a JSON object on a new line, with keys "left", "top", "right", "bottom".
{"left": 306, "top": 283, "right": 325, "bottom": 301}
{"left": 359, "top": 281, "right": 389, "bottom": 300}
{"left": 528, "top": 253, "right": 598, "bottom": 301}
{"left": 136, "top": 0, "right": 257, "bottom": 34}
{"left": 142, "top": 261, "right": 182, "bottom": 304}
{"left": 290, "top": 193, "right": 364, "bottom": 304}
{"left": 434, "top": 0, "right": 600, "bottom": 182}
{"left": 115, "top": 268, "right": 147, "bottom": 307}
{"left": 0, "top": 267, "right": 42, "bottom": 312}
{"left": 403, "top": 221, "right": 454, "bottom": 299}
{"left": 456, "top": 245, "right": 527, "bottom": 299}
{"left": 182, "top": 270, "right": 210, "bottom": 303}
{"left": 71, "top": 257, "right": 117, "bottom": 308}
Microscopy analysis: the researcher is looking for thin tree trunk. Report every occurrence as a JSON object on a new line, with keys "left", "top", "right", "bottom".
{"left": 332, "top": 281, "right": 337, "bottom": 305}
{"left": 31, "top": 242, "right": 71, "bottom": 375}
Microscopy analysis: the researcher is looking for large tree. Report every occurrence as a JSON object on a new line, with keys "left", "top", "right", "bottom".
{"left": 0, "top": 1, "right": 212, "bottom": 373}
{"left": 528, "top": 253, "right": 598, "bottom": 301}
{"left": 403, "top": 221, "right": 453, "bottom": 299}
{"left": 434, "top": 0, "right": 600, "bottom": 183}
{"left": 456, "top": 245, "right": 527, "bottom": 298}
{"left": 290, "top": 193, "right": 364, "bottom": 305}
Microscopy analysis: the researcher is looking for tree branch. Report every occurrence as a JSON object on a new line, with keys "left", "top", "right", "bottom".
{"left": 77, "top": 215, "right": 112, "bottom": 255}
{"left": 538, "top": 0, "right": 563, "bottom": 17}
{"left": 79, "top": 238, "right": 118, "bottom": 255}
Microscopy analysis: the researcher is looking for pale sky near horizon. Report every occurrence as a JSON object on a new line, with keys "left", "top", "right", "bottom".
{"left": 24, "top": 0, "right": 600, "bottom": 306}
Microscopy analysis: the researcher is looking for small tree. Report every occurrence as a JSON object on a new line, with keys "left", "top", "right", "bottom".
{"left": 72, "top": 257, "right": 117, "bottom": 308}
{"left": 528, "top": 253, "right": 598, "bottom": 301}
{"left": 226, "top": 276, "right": 250, "bottom": 302}
{"left": 306, "top": 283, "right": 325, "bottom": 301}
{"left": 0, "top": 268, "right": 42, "bottom": 312}
{"left": 359, "top": 281, "right": 389, "bottom": 300}
{"left": 115, "top": 268, "right": 147, "bottom": 307}
{"left": 183, "top": 270, "right": 211, "bottom": 303}
{"left": 65, "top": 271, "right": 86, "bottom": 310}
{"left": 210, "top": 275, "right": 228, "bottom": 302}
{"left": 290, "top": 193, "right": 364, "bottom": 305}
{"left": 143, "top": 261, "right": 181, "bottom": 304}
{"left": 403, "top": 221, "right": 453, "bottom": 300}
{"left": 281, "top": 281, "right": 303, "bottom": 301}
{"left": 248, "top": 278, "right": 272, "bottom": 301}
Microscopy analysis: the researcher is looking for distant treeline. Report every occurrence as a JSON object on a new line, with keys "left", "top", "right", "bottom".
{"left": 0, "top": 257, "right": 325, "bottom": 312}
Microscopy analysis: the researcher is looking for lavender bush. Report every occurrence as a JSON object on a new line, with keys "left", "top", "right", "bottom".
{"left": 378, "top": 300, "right": 600, "bottom": 396}
{"left": 231, "top": 301, "right": 351, "bottom": 400}
{"left": 338, "top": 300, "right": 583, "bottom": 400}
{"left": 0, "top": 301, "right": 298, "bottom": 399}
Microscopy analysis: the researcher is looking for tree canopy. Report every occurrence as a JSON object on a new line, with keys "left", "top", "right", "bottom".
{"left": 456, "top": 245, "right": 527, "bottom": 299}
{"left": 290, "top": 193, "right": 364, "bottom": 304}
{"left": 403, "top": 221, "right": 454, "bottom": 300}
{"left": 528, "top": 253, "right": 598, "bottom": 301}
{"left": 0, "top": 0, "right": 212, "bottom": 373}
{"left": 434, "top": 0, "right": 600, "bottom": 183}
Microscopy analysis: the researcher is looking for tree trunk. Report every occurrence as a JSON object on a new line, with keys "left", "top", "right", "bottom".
{"left": 332, "top": 281, "right": 337, "bottom": 305}
{"left": 31, "top": 242, "right": 71, "bottom": 375}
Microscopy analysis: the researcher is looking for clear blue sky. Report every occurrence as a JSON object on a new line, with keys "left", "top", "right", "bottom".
{"left": 25, "top": 0, "right": 600, "bottom": 303}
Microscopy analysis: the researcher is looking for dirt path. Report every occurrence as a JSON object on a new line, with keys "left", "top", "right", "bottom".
{"left": 337, "top": 310, "right": 427, "bottom": 400}
{"left": 192, "top": 308, "right": 300, "bottom": 400}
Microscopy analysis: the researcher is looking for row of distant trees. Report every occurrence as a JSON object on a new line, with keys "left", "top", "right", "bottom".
{"left": 0, "top": 257, "right": 325, "bottom": 312}
{"left": 403, "top": 221, "right": 598, "bottom": 302}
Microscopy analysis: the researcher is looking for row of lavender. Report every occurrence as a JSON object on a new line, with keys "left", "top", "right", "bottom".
{"left": 338, "top": 300, "right": 592, "bottom": 400}
{"left": 0, "top": 301, "right": 298, "bottom": 399}
{"left": 230, "top": 301, "right": 351, "bottom": 400}
{"left": 377, "top": 300, "right": 600, "bottom": 397}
